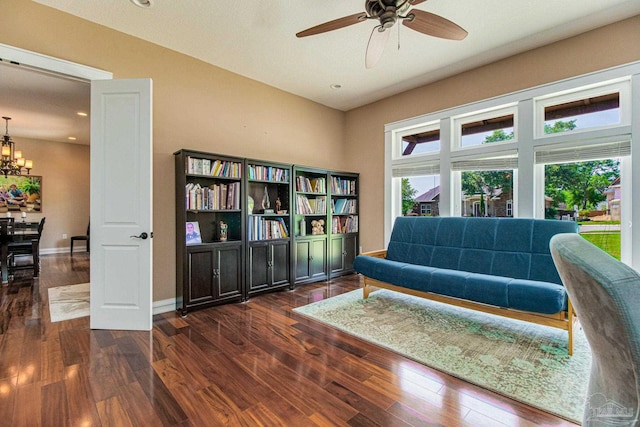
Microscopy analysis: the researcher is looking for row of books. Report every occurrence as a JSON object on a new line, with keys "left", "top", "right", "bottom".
{"left": 296, "top": 176, "right": 326, "bottom": 193}
{"left": 331, "top": 177, "right": 357, "bottom": 195}
{"left": 296, "top": 195, "right": 326, "bottom": 215}
{"left": 185, "top": 182, "right": 240, "bottom": 210}
{"left": 248, "top": 216, "right": 289, "bottom": 241}
{"left": 331, "top": 215, "right": 358, "bottom": 234}
{"left": 332, "top": 198, "right": 357, "bottom": 214}
{"left": 247, "top": 165, "right": 289, "bottom": 182}
{"left": 186, "top": 156, "right": 242, "bottom": 178}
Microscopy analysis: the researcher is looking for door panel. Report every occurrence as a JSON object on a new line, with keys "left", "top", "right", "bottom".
{"left": 271, "top": 241, "right": 290, "bottom": 286}
{"left": 188, "top": 249, "right": 215, "bottom": 302}
{"left": 218, "top": 244, "right": 242, "bottom": 297}
{"left": 330, "top": 236, "right": 345, "bottom": 274}
{"left": 295, "top": 241, "right": 311, "bottom": 281}
{"left": 90, "top": 78, "right": 153, "bottom": 331}
{"left": 249, "top": 243, "right": 269, "bottom": 291}
{"left": 310, "top": 239, "right": 327, "bottom": 278}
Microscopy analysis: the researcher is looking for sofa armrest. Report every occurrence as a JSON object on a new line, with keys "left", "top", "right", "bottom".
{"left": 361, "top": 249, "right": 387, "bottom": 259}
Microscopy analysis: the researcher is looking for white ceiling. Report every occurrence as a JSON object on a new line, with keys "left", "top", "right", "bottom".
{"left": 3, "top": 0, "right": 639, "bottom": 146}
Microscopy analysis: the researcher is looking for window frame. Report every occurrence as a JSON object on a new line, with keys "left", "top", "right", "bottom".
{"left": 385, "top": 61, "right": 640, "bottom": 270}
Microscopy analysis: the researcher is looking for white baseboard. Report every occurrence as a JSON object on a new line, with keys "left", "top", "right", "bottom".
{"left": 40, "top": 246, "right": 88, "bottom": 255}
{"left": 153, "top": 298, "right": 176, "bottom": 314}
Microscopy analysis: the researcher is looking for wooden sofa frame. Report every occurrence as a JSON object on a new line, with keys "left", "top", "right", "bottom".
{"left": 360, "top": 249, "right": 576, "bottom": 356}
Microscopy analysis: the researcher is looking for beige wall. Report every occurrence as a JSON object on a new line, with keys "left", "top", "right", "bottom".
{"left": 345, "top": 15, "right": 640, "bottom": 252}
{"left": 2, "top": 0, "right": 345, "bottom": 301}
{"left": 2, "top": 0, "right": 638, "bottom": 302}
{"left": 15, "top": 138, "right": 90, "bottom": 251}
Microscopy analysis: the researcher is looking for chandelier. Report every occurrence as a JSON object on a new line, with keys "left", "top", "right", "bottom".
{"left": 1, "top": 116, "right": 33, "bottom": 178}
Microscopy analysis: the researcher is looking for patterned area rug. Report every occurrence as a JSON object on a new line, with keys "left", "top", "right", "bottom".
{"left": 48, "top": 283, "right": 90, "bottom": 323}
{"left": 293, "top": 289, "right": 591, "bottom": 423}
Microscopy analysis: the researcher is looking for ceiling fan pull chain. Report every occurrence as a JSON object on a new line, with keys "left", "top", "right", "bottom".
{"left": 398, "top": 20, "right": 401, "bottom": 51}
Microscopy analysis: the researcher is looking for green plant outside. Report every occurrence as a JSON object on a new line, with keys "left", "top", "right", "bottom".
{"left": 580, "top": 232, "right": 620, "bottom": 260}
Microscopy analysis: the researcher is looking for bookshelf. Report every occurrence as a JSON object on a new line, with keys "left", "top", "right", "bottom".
{"left": 329, "top": 171, "right": 359, "bottom": 278}
{"left": 293, "top": 167, "right": 329, "bottom": 284}
{"left": 246, "top": 160, "right": 292, "bottom": 296}
{"left": 175, "top": 149, "right": 360, "bottom": 313}
{"left": 175, "top": 150, "right": 245, "bottom": 315}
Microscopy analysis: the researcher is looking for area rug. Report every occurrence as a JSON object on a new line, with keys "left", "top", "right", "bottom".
{"left": 48, "top": 283, "right": 90, "bottom": 323}
{"left": 293, "top": 289, "right": 591, "bottom": 423}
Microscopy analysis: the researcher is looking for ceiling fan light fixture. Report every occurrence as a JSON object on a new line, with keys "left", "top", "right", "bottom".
{"left": 130, "top": 0, "right": 153, "bottom": 8}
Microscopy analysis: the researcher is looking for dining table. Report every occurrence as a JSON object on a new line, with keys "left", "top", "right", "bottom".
{"left": 0, "top": 220, "right": 41, "bottom": 283}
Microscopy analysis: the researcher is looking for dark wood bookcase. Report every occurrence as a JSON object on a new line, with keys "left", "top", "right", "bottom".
{"left": 245, "top": 159, "right": 293, "bottom": 296}
{"left": 175, "top": 149, "right": 359, "bottom": 314}
{"left": 293, "top": 166, "right": 329, "bottom": 284}
{"left": 328, "top": 171, "right": 359, "bottom": 278}
{"left": 175, "top": 149, "right": 244, "bottom": 315}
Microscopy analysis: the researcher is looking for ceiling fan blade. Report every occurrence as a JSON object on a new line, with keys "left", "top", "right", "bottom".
{"left": 408, "top": 0, "right": 428, "bottom": 5}
{"left": 365, "top": 26, "right": 391, "bottom": 69}
{"left": 296, "top": 12, "right": 367, "bottom": 38}
{"left": 403, "top": 9, "right": 467, "bottom": 40}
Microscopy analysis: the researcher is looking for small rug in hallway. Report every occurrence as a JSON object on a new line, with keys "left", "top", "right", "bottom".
{"left": 293, "top": 289, "right": 591, "bottom": 424}
{"left": 48, "top": 283, "right": 90, "bottom": 323}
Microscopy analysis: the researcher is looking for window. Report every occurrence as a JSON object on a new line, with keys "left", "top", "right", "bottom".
{"left": 402, "top": 129, "right": 440, "bottom": 157}
{"left": 453, "top": 106, "right": 517, "bottom": 149}
{"left": 460, "top": 170, "right": 514, "bottom": 217}
{"left": 386, "top": 63, "right": 638, "bottom": 268}
{"left": 543, "top": 93, "right": 620, "bottom": 134}
{"left": 535, "top": 80, "right": 630, "bottom": 138}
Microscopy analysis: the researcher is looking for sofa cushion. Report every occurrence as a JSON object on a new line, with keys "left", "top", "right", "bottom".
{"left": 507, "top": 279, "right": 567, "bottom": 314}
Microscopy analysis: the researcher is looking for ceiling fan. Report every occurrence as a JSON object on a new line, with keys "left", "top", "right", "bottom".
{"left": 296, "top": 0, "right": 468, "bottom": 69}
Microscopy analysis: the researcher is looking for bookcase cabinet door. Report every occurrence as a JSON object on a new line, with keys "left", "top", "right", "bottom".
{"left": 330, "top": 234, "right": 358, "bottom": 277}
{"left": 187, "top": 248, "right": 216, "bottom": 304}
{"left": 248, "top": 243, "right": 270, "bottom": 292}
{"left": 248, "top": 241, "right": 291, "bottom": 293}
{"left": 271, "top": 241, "right": 290, "bottom": 287}
{"left": 217, "top": 244, "right": 243, "bottom": 298}
{"left": 295, "top": 238, "right": 327, "bottom": 283}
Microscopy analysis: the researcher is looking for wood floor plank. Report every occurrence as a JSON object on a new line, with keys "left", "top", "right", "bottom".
{"left": 133, "top": 366, "right": 189, "bottom": 426}
{"left": 96, "top": 395, "right": 134, "bottom": 427}
{"left": 63, "top": 363, "right": 102, "bottom": 427}
{"left": 41, "top": 380, "right": 69, "bottom": 426}
{"left": 0, "top": 254, "right": 581, "bottom": 426}
{"left": 13, "top": 382, "right": 42, "bottom": 427}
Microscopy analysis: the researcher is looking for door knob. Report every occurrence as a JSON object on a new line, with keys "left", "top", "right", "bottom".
{"left": 130, "top": 232, "right": 149, "bottom": 239}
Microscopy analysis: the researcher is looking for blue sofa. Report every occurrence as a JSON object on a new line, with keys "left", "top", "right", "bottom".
{"left": 354, "top": 216, "right": 579, "bottom": 354}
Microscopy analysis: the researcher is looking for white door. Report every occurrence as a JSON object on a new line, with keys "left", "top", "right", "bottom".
{"left": 90, "top": 79, "right": 153, "bottom": 330}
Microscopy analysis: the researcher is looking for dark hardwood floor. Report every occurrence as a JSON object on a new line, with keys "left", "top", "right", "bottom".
{"left": 0, "top": 254, "right": 578, "bottom": 426}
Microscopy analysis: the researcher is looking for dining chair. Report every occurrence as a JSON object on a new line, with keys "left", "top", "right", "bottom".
{"left": 70, "top": 221, "right": 90, "bottom": 254}
{"left": 7, "top": 217, "right": 45, "bottom": 278}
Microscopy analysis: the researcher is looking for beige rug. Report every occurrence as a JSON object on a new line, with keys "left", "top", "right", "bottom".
{"left": 48, "top": 283, "right": 90, "bottom": 323}
{"left": 294, "top": 289, "right": 591, "bottom": 424}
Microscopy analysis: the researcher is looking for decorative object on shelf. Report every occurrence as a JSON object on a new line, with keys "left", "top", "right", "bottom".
{"left": 1, "top": 117, "right": 33, "bottom": 178}
{"left": 300, "top": 218, "right": 306, "bottom": 236}
{"left": 262, "top": 185, "right": 273, "bottom": 213}
{"left": 311, "top": 219, "right": 325, "bottom": 235}
{"left": 247, "top": 195, "right": 254, "bottom": 214}
{"left": 21, "top": 210, "right": 26, "bottom": 221}
{"left": 185, "top": 221, "right": 201, "bottom": 245}
{"left": 275, "top": 197, "right": 281, "bottom": 212}
{"left": 219, "top": 221, "right": 228, "bottom": 241}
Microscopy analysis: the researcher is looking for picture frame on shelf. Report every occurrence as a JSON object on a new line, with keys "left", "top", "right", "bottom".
{"left": 185, "top": 221, "right": 202, "bottom": 245}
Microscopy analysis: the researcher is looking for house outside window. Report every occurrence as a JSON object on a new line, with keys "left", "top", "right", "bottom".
{"left": 506, "top": 200, "right": 513, "bottom": 217}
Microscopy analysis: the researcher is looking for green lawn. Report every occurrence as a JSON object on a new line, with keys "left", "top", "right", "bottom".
{"left": 580, "top": 232, "right": 621, "bottom": 260}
